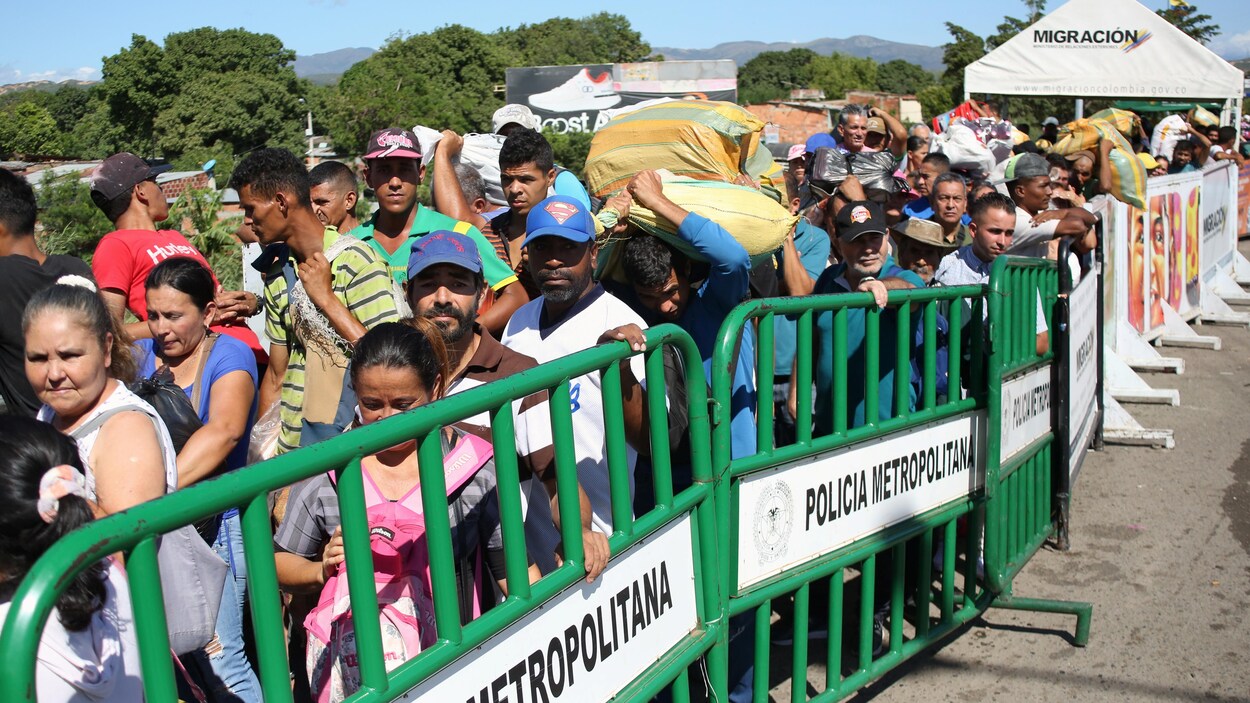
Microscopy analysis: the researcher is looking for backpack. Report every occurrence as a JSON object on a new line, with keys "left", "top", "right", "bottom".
{"left": 304, "top": 432, "right": 494, "bottom": 702}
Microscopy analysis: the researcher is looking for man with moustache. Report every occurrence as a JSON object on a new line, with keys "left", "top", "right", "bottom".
{"left": 791, "top": 200, "right": 922, "bottom": 431}
{"left": 405, "top": 230, "right": 608, "bottom": 581}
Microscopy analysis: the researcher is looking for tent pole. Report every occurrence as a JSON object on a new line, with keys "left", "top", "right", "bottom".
{"left": 1075, "top": 98, "right": 1084, "bottom": 120}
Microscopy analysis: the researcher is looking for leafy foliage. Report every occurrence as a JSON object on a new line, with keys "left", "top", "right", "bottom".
{"left": 0, "top": 103, "right": 62, "bottom": 158}
{"left": 738, "top": 49, "right": 819, "bottom": 104}
{"left": 809, "top": 53, "right": 878, "bottom": 100}
{"left": 499, "top": 13, "right": 651, "bottom": 66}
{"left": 941, "top": 23, "right": 987, "bottom": 106}
{"left": 544, "top": 129, "right": 595, "bottom": 176}
{"left": 35, "top": 173, "right": 113, "bottom": 263}
{"left": 876, "top": 59, "right": 936, "bottom": 95}
{"left": 1157, "top": 3, "right": 1220, "bottom": 45}
{"left": 167, "top": 187, "right": 244, "bottom": 291}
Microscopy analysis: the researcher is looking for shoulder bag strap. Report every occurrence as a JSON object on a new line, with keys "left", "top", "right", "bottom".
{"left": 188, "top": 332, "right": 219, "bottom": 413}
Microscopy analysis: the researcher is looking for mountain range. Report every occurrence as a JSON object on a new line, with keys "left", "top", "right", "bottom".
{"left": 288, "top": 35, "right": 946, "bottom": 83}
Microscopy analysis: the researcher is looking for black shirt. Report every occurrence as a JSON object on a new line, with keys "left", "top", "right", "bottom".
{"left": 0, "top": 254, "right": 94, "bottom": 416}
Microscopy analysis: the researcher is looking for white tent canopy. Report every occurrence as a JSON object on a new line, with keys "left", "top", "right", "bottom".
{"left": 964, "top": 0, "right": 1244, "bottom": 102}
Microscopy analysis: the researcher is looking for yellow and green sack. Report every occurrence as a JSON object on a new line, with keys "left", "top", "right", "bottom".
{"left": 1089, "top": 108, "right": 1142, "bottom": 141}
{"left": 585, "top": 100, "right": 767, "bottom": 199}
{"left": 1052, "top": 118, "right": 1145, "bottom": 209}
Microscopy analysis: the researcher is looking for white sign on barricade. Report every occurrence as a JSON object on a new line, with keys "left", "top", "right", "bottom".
{"left": 1067, "top": 273, "right": 1099, "bottom": 483}
{"left": 399, "top": 515, "right": 699, "bottom": 703}
{"left": 999, "top": 365, "right": 1052, "bottom": 462}
{"left": 1201, "top": 162, "right": 1237, "bottom": 279}
{"left": 735, "top": 413, "right": 986, "bottom": 590}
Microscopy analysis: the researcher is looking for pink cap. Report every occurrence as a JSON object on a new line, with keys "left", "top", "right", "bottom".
{"left": 787, "top": 144, "right": 806, "bottom": 161}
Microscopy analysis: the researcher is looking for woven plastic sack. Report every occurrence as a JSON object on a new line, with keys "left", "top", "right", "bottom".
{"left": 1052, "top": 118, "right": 1132, "bottom": 156}
{"left": 1105, "top": 145, "right": 1148, "bottom": 210}
{"left": 1150, "top": 114, "right": 1187, "bottom": 160}
{"left": 1190, "top": 106, "right": 1219, "bottom": 127}
{"left": 597, "top": 177, "right": 797, "bottom": 283}
{"left": 585, "top": 100, "right": 765, "bottom": 198}
{"left": 414, "top": 126, "right": 508, "bottom": 206}
{"left": 1089, "top": 109, "right": 1142, "bottom": 141}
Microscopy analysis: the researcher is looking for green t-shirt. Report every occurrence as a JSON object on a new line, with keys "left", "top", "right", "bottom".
{"left": 349, "top": 205, "right": 517, "bottom": 291}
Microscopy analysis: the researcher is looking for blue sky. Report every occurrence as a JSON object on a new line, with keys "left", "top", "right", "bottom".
{"left": 3, "top": 0, "right": 1248, "bottom": 84}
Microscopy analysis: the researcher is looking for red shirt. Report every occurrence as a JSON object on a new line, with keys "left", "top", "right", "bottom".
{"left": 92, "top": 229, "right": 264, "bottom": 358}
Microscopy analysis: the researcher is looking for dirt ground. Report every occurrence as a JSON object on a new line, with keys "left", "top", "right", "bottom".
{"left": 771, "top": 248, "right": 1250, "bottom": 703}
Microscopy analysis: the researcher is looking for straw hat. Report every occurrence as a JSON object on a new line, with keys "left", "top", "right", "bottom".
{"left": 890, "top": 217, "right": 959, "bottom": 249}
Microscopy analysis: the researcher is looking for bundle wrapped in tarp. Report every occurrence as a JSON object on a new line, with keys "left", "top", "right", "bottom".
{"left": 808, "top": 148, "right": 906, "bottom": 197}
{"left": 1089, "top": 108, "right": 1142, "bottom": 142}
{"left": 932, "top": 123, "right": 995, "bottom": 173}
{"left": 596, "top": 176, "right": 797, "bottom": 282}
{"left": 585, "top": 100, "right": 771, "bottom": 199}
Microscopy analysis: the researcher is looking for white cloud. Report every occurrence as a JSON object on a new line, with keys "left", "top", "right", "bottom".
{"left": 0, "top": 65, "right": 100, "bottom": 86}
{"left": 1209, "top": 29, "right": 1250, "bottom": 61}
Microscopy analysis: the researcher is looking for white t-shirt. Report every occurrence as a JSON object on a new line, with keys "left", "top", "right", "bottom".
{"left": 501, "top": 286, "right": 649, "bottom": 536}
{"left": 0, "top": 561, "right": 144, "bottom": 702}
{"left": 1007, "top": 205, "right": 1061, "bottom": 259}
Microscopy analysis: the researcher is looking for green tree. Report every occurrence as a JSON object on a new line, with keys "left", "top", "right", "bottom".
{"left": 809, "top": 53, "right": 878, "bottom": 100}
{"left": 941, "top": 23, "right": 987, "bottom": 105}
{"left": 986, "top": 0, "right": 1047, "bottom": 50}
{"left": 153, "top": 71, "right": 304, "bottom": 161}
{"left": 327, "top": 25, "right": 513, "bottom": 151}
{"left": 98, "top": 35, "right": 176, "bottom": 152}
{"left": 500, "top": 13, "right": 650, "bottom": 66}
{"left": 44, "top": 85, "right": 94, "bottom": 134}
{"left": 875, "top": 59, "right": 935, "bottom": 95}
{"left": 543, "top": 129, "right": 595, "bottom": 176}
{"left": 167, "top": 187, "right": 244, "bottom": 291}
{"left": 916, "top": 84, "right": 955, "bottom": 122}
{"left": 1157, "top": 3, "right": 1220, "bottom": 45}
{"left": 0, "top": 103, "right": 62, "bottom": 158}
{"left": 738, "top": 48, "right": 819, "bottom": 104}
{"left": 36, "top": 173, "right": 114, "bottom": 264}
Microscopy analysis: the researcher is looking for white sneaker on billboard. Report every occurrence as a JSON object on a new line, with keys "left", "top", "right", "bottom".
{"left": 528, "top": 68, "right": 620, "bottom": 112}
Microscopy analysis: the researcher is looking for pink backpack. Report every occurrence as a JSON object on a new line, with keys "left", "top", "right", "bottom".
{"left": 304, "top": 432, "right": 494, "bottom": 702}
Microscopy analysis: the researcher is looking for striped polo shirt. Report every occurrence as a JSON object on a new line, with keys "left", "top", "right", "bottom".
{"left": 263, "top": 228, "right": 402, "bottom": 453}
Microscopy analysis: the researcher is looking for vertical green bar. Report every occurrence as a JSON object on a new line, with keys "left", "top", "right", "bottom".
{"left": 601, "top": 362, "right": 633, "bottom": 535}
{"left": 894, "top": 299, "right": 911, "bottom": 420}
{"left": 889, "top": 543, "right": 905, "bottom": 654}
{"left": 833, "top": 307, "right": 848, "bottom": 436}
{"left": 489, "top": 403, "right": 530, "bottom": 600}
{"left": 917, "top": 528, "right": 932, "bottom": 638}
{"left": 942, "top": 519, "right": 957, "bottom": 621}
{"left": 966, "top": 507, "right": 983, "bottom": 601}
{"left": 754, "top": 601, "right": 771, "bottom": 703}
{"left": 792, "top": 583, "right": 810, "bottom": 703}
{"left": 796, "top": 310, "right": 814, "bottom": 444}
{"left": 827, "top": 570, "right": 845, "bottom": 695}
{"left": 923, "top": 300, "right": 937, "bottom": 410}
{"left": 948, "top": 296, "right": 963, "bottom": 401}
{"left": 757, "top": 311, "right": 776, "bottom": 455}
{"left": 127, "top": 536, "right": 178, "bottom": 703}
{"left": 337, "top": 455, "right": 391, "bottom": 688}
{"left": 242, "top": 494, "right": 297, "bottom": 703}
{"left": 970, "top": 297, "right": 985, "bottom": 398}
{"left": 645, "top": 345, "right": 674, "bottom": 508}
{"left": 550, "top": 379, "right": 586, "bottom": 566}
{"left": 671, "top": 668, "right": 691, "bottom": 703}
{"left": 859, "top": 554, "right": 876, "bottom": 671}
{"left": 864, "top": 308, "right": 880, "bottom": 426}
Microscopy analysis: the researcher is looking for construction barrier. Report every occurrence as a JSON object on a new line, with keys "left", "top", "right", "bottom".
{"left": 3, "top": 263, "right": 1101, "bottom": 702}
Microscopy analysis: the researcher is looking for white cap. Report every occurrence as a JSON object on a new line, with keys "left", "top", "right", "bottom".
{"left": 1042, "top": 116, "right": 1060, "bottom": 127}
{"left": 492, "top": 104, "right": 541, "bottom": 134}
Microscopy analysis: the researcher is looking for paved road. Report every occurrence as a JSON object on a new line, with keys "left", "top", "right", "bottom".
{"left": 770, "top": 254, "right": 1250, "bottom": 702}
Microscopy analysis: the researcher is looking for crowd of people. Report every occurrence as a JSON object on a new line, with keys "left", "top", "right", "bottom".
{"left": 0, "top": 98, "right": 1240, "bottom": 702}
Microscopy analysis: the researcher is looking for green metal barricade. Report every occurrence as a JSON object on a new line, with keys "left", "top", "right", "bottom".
{"left": 984, "top": 255, "right": 1092, "bottom": 643}
{"left": 710, "top": 286, "right": 995, "bottom": 701}
{"left": 0, "top": 324, "right": 723, "bottom": 703}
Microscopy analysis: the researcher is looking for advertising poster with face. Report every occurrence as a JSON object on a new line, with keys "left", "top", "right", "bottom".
{"left": 1148, "top": 194, "right": 1166, "bottom": 330}
{"left": 1127, "top": 204, "right": 1146, "bottom": 333}
{"left": 1167, "top": 191, "right": 1182, "bottom": 311}
{"left": 1184, "top": 183, "right": 1201, "bottom": 311}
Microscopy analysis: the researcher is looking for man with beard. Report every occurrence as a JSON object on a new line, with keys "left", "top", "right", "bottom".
{"left": 501, "top": 195, "right": 652, "bottom": 536}
{"left": 406, "top": 230, "right": 608, "bottom": 580}
{"left": 791, "top": 200, "right": 922, "bottom": 431}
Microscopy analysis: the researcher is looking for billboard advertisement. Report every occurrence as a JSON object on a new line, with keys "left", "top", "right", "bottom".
{"left": 506, "top": 60, "right": 737, "bottom": 134}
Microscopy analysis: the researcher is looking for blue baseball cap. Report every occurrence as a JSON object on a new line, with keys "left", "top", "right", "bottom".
{"left": 805, "top": 133, "right": 837, "bottom": 154}
{"left": 523, "top": 195, "right": 596, "bottom": 248}
{"left": 407, "top": 230, "right": 482, "bottom": 279}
